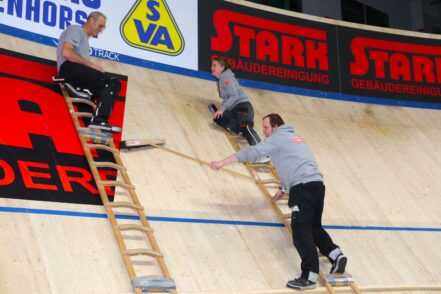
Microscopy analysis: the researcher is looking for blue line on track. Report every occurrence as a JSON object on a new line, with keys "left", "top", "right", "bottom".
{"left": 1, "top": 206, "right": 440, "bottom": 232}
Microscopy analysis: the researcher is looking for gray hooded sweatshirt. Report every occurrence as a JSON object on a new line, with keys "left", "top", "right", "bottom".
{"left": 217, "top": 69, "right": 249, "bottom": 112}
{"left": 236, "top": 125, "right": 323, "bottom": 191}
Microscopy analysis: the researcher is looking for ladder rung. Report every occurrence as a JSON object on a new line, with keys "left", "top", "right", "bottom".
{"left": 283, "top": 213, "right": 291, "bottom": 218}
{"left": 78, "top": 127, "right": 109, "bottom": 136}
{"left": 71, "top": 111, "right": 93, "bottom": 118}
{"left": 78, "top": 128, "right": 112, "bottom": 141}
{"left": 230, "top": 136, "right": 245, "bottom": 141}
{"left": 80, "top": 135, "right": 113, "bottom": 143}
{"left": 84, "top": 143, "right": 118, "bottom": 153}
{"left": 116, "top": 224, "right": 153, "bottom": 233}
{"left": 225, "top": 132, "right": 243, "bottom": 140}
{"left": 124, "top": 249, "right": 162, "bottom": 257}
{"left": 105, "top": 201, "right": 143, "bottom": 211}
{"left": 256, "top": 178, "right": 280, "bottom": 185}
{"left": 83, "top": 136, "right": 112, "bottom": 145}
{"left": 97, "top": 180, "right": 135, "bottom": 190}
{"left": 251, "top": 163, "right": 273, "bottom": 168}
{"left": 67, "top": 97, "right": 96, "bottom": 108}
{"left": 91, "top": 161, "right": 127, "bottom": 171}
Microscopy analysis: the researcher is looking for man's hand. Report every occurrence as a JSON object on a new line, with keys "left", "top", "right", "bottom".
{"left": 209, "top": 160, "right": 224, "bottom": 170}
{"left": 209, "top": 154, "right": 238, "bottom": 170}
{"left": 213, "top": 109, "right": 223, "bottom": 119}
{"left": 271, "top": 189, "right": 285, "bottom": 201}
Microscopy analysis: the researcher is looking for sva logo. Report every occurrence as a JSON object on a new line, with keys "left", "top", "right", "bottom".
{"left": 120, "top": 0, "right": 184, "bottom": 56}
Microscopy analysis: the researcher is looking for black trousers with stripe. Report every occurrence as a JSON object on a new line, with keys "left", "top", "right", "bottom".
{"left": 213, "top": 101, "right": 261, "bottom": 146}
{"left": 59, "top": 61, "right": 120, "bottom": 124}
{"left": 289, "top": 181, "right": 339, "bottom": 279}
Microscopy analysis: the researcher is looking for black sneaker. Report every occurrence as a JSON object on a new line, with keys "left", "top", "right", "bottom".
{"left": 208, "top": 103, "right": 218, "bottom": 113}
{"left": 286, "top": 277, "right": 316, "bottom": 290}
{"left": 330, "top": 254, "right": 347, "bottom": 274}
{"left": 89, "top": 121, "right": 121, "bottom": 133}
{"left": 65, "top": 82, "right": 92, "bottom": 100}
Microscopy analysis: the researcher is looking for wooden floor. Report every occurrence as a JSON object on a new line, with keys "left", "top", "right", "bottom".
{"left": 1, "top": 33, "right": 441, "bottom": 293}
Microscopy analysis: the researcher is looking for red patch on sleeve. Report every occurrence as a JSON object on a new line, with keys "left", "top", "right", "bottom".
{"left": 293, "top": 135, "right": 304, "bottom": 144}
{"left": 225, "top": 79, "right": 231, "bottom": 86}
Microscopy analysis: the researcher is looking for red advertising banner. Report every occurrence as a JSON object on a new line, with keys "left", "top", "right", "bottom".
{"left": 0, "top": 48, "right": 127, "bottom": 205}
{"left": 198, "top": 0, "right": 441, "bottom": 105}
{"left": 198, "top": 0, "right": 340, "bottom": 93}
{"left": 339, "top": 27, "right": 441, "bottom": 103}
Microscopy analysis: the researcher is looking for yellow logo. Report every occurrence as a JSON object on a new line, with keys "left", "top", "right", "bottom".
{"left": 120, "top": 0, "right": 184, "bottom": 56}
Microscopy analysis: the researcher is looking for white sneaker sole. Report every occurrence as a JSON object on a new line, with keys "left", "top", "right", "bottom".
{"left": 286, "top": 283, "right": 316, "bottom": 290}
{"left": 65, "top": 83, "right": 91, "bottom": 100}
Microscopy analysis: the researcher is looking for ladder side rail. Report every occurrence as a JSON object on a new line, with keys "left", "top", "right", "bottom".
{"left": 61, "top": 85, "right": 146, "bottom": 294}
{"left": 224, "top": 132, "right": 292, "bottom": 233}
{"left": 107, "top": 139, "right": 173, "bottom": 279}
{"left": 62, "top": 83, "right": 174, "bottom": 289}
{"left": 63, "top": 90, "right": 139, "bottom": 281}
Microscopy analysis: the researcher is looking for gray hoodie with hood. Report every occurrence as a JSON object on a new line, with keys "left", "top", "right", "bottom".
{"left": 217, "top": 68, "right": 249, "bottom": 112}
{"left": 236, "top": 125, "right": 323, "bottom": 191}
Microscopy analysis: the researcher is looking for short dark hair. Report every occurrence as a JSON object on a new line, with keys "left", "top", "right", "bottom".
{"left": 213, "top": 56, "right": 231, "bottom": 69}
{"left": 263, "top": 113, "right": 285, "bottom": 127}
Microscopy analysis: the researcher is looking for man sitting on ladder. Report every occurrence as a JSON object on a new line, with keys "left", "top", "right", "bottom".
{"left": 56, "top": 11, "right": 121, "bottom": 133}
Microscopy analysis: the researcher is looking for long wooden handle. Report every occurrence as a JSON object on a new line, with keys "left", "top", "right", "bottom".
{"left": 150, "top": 144, "right": 256, "bottom": 182}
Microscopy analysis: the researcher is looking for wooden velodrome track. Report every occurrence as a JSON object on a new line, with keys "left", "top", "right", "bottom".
{"left": 1, "top": 6, "right": 441, "bottom": 294}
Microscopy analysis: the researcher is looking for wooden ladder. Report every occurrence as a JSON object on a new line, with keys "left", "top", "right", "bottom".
{"left": 223, "top": 131, "right": 361, "bottom": 294}
{"left": 57, "top": 82, "right": 175, "bottom": 293}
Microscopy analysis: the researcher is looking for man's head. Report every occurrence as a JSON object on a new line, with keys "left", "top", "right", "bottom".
{"left": 85, "top": 11, "right": 107, "bottom": 38}
{"left": 262, "top": 113, "right": 285, "bottom": 137}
